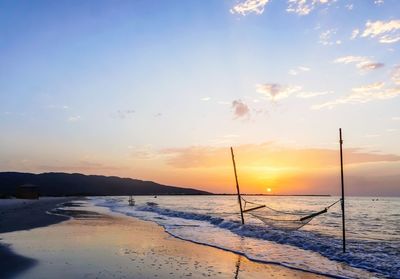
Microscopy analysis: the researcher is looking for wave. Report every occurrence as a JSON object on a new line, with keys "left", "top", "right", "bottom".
{"left": 92, "top": 198, "right": 397, "bottom": 278}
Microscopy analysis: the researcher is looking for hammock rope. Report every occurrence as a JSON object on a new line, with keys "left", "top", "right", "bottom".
{"left": 241, "top": 197, "right": 341, "bottom": 230}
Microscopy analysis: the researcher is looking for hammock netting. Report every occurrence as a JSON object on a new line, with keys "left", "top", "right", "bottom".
{"left": 241, "top": 198, "right": 341, "bottom": 230}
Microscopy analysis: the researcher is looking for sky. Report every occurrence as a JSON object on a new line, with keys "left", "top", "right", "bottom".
{"left": 1, "top": 0, "right": 400, "bottom": 196}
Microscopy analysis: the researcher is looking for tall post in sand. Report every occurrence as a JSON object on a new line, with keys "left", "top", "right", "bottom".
{"left": 339, "top": 128, "right": 346, "bottom": 253}
{"left": 231, "top": 147, "right": 244, "bottom": 225}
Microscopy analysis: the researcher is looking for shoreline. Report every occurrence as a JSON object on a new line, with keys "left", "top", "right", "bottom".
{"left": 0, "top": 198, "right": 329, "bottom": 279}
{"left": 91, "top": 205, "right": 334, "bottom": 278}
{"left": 160, "top": 230, "right": 345, "bottom": 279}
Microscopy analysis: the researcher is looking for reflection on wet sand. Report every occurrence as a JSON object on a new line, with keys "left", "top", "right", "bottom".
{"left": 234, "top": 254, "right": 241, "bottom": 279}
{"left": 0, "top": 244, "right": 37, "bottom": 279}
{"left": 1, "top": 201, "right": 328, "bottom": 278}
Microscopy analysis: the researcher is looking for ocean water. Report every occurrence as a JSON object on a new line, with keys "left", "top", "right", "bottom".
{"left": 90, "top": 196, "right": 400, "bottom": 278}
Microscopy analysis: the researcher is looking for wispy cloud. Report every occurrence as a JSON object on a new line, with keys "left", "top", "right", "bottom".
{"left": 47, "top": 105, "right": 69, "bottom": 110}
{"left": 360, "top": 62, "right": 385, "bottom": 71}
{"left": 298, "top": 66, "right": 311, "bottom": 71}
{"left": 392, "top": 65, "right": 400, "bottom": 84}
{"left": 230, "top": 0, "right": 270, "bottom": 15}
{"left": 256, "top": 83, "right": 302, "bottom": 100}
{"left": 297, "top": 91, "right": 333, "bottom": 98}
{"left": 314, "top": 63, "right": 400, "bottom": 109}
{"left": 374, "top": 0, "right": 384, "bottom": 5}
{"left": 201, "top": 97, "right": 211, "bottom": 101}
{"left": 354, "top": 19, "right": 400, "bottom": 44}
{"left": 287, "top": 0, "right": 334, "bottom": 16}
{"left": 68, "top": 115, "right": 81, "bottom": 122}
{"left": 350, "top": 29, "right": 360, "bottom": 39}
{"left": 232, "top": 99, "right": 251, "bottom": 119}
{"left": 319, "top": 29, "right": 341, "bottom": 45}
{"left": 333, "top": 55, "right": 384, "bottom": 72}
{"left": 352, "top": 82, "right": 386, "bottom": 92}
{"left": 256, "top": 83, "right": 330, "bottom": 100}
{"left": 289, "top": 66, "right": 311, "bottom": 76}
{"left": 312, "top": 82, "right": 400, "bottom": 109}
{"left": 112, "top": 109, "right": 135, "bottom": 119}
{"left": 129, "top": 145, "right": 161, "bottom": 160}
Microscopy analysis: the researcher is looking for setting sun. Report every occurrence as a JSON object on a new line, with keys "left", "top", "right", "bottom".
{"left": 267, "top": 188, "right": 272, "bottom": 193}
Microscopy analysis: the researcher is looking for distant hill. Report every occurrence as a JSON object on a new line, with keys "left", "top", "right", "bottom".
{"left": 0, "top": 172, "right": 211, "bottom": 196}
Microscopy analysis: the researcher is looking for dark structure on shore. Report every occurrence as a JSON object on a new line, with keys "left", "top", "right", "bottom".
{"left": 16, "top": 184, "right": 39, "bottom": 199}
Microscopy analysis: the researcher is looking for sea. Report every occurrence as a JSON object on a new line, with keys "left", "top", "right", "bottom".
{"left": 89, "top": 195, "right": 400, "bottom": 278}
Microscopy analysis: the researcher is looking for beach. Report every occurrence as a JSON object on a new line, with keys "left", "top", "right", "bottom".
{"left": 0, "top": 198, "right": 328, "bottom": 279}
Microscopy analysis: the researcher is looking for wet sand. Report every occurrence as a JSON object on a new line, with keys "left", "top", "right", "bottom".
{"left": 0, "top": 198, "right": 72, "bottom": 278}
{"left": 0, "top": 198, "right": 72, "bottom": 234}
{"left": 0, "top": 200, "right": 328, "bottom": 279}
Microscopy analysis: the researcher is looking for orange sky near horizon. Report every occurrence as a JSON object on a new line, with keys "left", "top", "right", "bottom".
{"left": 157, "top": 146, "right": 399, "bottom": 195}
{"left": 85, "top": 142, "right": 400, "bottom": 196}
{"left": 3, "top": 141, "right": 400, "bottom": 196}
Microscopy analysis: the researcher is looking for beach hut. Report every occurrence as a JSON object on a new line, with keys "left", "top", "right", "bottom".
{"left": 16, "top": 184, "right": 40, "bottom": 199}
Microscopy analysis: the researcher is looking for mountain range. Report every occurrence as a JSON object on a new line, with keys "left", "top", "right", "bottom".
{"left": 0, "top": 172, "right": 210, "bottom": 197}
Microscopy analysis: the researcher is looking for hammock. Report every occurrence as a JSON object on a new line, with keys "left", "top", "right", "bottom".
{"left": 241, "top": 197, "right": 341, "bottom": 230}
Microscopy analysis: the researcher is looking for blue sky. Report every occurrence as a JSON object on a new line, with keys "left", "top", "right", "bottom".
{"left": 1, "top": 0, "right": 400, "bottom": 195}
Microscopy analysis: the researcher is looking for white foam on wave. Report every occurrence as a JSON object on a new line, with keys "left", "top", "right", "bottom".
{"left": 89, "top": 197, "right": 390, "bottom": 278}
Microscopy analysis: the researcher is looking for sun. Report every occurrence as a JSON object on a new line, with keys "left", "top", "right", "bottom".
{"left": 267, "top": 188, "right": 272, "bottom": 193}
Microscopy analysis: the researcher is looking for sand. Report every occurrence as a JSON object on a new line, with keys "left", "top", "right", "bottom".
{"left": 0, "top": 199, "right": 328, "bottom": 279}
{"left": 0, "top": 197, "right": 72, "bottom": 278}
{"left": 0, "top": 197, "right": 72, "bottom": 234}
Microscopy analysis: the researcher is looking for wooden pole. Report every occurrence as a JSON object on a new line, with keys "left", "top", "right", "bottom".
{"left": 231, "top": 147, "right": 244, "bottom": 225}
{"left": 339, "top": 128, "right": 346, "bottom": 253}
